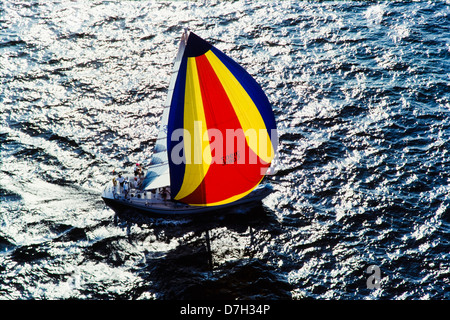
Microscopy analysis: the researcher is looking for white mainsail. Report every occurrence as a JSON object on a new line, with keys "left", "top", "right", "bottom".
{"left": 141, "top": 30, "right": 188, "bottom": 191}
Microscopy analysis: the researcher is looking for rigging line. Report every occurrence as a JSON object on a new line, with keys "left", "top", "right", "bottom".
{"left": 187, "top": 0, "right": 191, "bottom": 31}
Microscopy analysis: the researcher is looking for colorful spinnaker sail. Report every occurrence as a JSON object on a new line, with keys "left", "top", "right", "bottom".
{"left": 165, "top": 31, "right": 277, "bottom": 206}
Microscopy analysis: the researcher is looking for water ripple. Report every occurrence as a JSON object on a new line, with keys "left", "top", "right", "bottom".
{"left": 1, "top": 0, "right": 449, "bottom": 300}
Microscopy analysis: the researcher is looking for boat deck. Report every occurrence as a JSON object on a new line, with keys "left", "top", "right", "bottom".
{"left": 102, "top": 183, "right": 190, "bottom": 210}
{"left": 101, "top": 180, "right": 273, "bottom": 215}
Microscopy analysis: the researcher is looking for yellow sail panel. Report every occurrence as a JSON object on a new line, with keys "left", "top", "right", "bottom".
{"left": 173, "top": 57, "right": 211, "bottom": 201}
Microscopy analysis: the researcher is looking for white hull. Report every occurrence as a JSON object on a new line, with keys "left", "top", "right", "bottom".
{"left": 101, "top": 182, "right": 273, "bottom": 215}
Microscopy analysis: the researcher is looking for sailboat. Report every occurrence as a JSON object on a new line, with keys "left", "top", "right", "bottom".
{"left": 102, "top": 30, "right": 278, "bottom": 215}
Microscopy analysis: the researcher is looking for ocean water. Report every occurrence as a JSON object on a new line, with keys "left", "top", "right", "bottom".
{"left": 1, "top": 0, "right": 449, "bottom": 300}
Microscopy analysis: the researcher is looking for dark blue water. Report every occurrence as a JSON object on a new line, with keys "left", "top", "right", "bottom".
{"left": 1, "top": 1, "right": 449, "bottom": 300}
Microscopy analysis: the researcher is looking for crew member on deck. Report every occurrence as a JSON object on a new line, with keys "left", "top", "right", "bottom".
{"left": 123, "top": 178, "right": 129, "bottom": 198}
{"left": 117, "top": 174, "right": 125, "bottom": 193}
{"left": 112, "top": 176, "right": 117, "bottom": 193}
{"left": 161, "top": 187, "right": 170, "bottom": 202}
{"left": 135, "top": 163, "right": 143, "bottom": 177}
{"left": 133, "top": 177, "right": 140, "bottom": 190}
